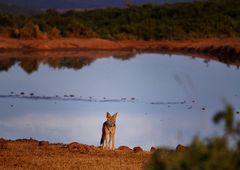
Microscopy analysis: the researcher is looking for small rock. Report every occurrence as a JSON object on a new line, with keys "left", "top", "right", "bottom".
{"left": 70, "top": 94, "right": 74, "bottom": 97}
{"left": 68, "top": 142, "right": 96, "bottom": 153}
{"left": 30, "top": 93, "right": 34, "bottom": 96}
{"left": 133, "top": 146, "right": 143, "bottom": 153}
{"left": 202, "top": 107, "right": 206, "bottom": 111}
{"left": 0, "top": 138, "right": 8, "bottom": 149}
{"left": 39, "top": 141, "right": 49, "bottom": 146}
{"left": 150, "top": 147, "right": 157, "bottom": 152}
{"left": 237, "top": 111, "right": 239, "bottom": 114}
{"left": 20, "top": 92, "right": 24, "bottom": 95}
{"left": 118, "top": 146, "right": 132, "bottom": 151}
{"left": 176, "top": 144, "right": 188, "bottom": 152}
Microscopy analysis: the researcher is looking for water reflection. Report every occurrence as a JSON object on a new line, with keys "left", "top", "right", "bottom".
{"left": 0, "top": 52, "right": 239, "bottom": 149}
{"left": 0, "top": 51, "right": 137, "bottom": 74}
{"left": 0, "top": 50, "right": 240, "bottom": 74}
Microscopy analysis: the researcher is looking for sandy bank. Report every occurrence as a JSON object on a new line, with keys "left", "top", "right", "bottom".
{"left": 1, "top": 37, "right": 240, "bottom": 66}
{"left": 0, "top": 138, "right": 151, "bottom": 170}
{"left": 0, "top": 37, "right": 239, "bottom": 54}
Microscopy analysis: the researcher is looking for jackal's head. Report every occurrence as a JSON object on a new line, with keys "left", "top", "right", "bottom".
{"left": 106, "top": 112, "right": 118, "bottom": 126}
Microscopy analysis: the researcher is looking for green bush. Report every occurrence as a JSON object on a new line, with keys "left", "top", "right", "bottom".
{"left": 48, "top": 27, "right": 61, "bottom": 39}
{"left": 145, "top": 104, "right": 240, "bottom": 170}
{"left": 18, "top": 22, "right": 42, "bottom": 39}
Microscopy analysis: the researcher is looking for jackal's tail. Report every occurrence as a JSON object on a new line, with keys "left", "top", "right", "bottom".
{"left": 100, "top": 132, "right": 105, "bottom": 145}
{"left": 100, "top": 125, "right": 106, "bottom": 145}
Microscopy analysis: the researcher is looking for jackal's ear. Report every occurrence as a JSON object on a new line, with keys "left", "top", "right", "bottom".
{"left": 106, "top": 112, "right": 111, "bottom": 119}
{"left": 113, "top": 112, "right": 118, "bottom": 119}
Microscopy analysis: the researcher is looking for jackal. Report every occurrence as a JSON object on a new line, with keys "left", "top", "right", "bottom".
{"left": 100, "top": 112, "right": 118, "bottom": 149}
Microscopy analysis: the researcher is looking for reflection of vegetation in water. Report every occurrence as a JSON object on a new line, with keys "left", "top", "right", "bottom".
{"left": 19, "top": 59, "right": 39, "bottom": 74}
{"left": 0, "top": 58, "right": 15, "bottom": 71}
{"left": 113, "top": 53, "right": 136, "bottom": 61}
{"left": 48, "top": 57, "right": 96, "bottom": 70}
{"left": 0, "top": 52, "right": 137, "bottom": 74}
{"left": 145, "top": 104, "right": 240, "bottom": 170}
{"left": 0, "top": 53, "right": 239, "bottom": 73}
{"left": 0, "top": 57, "right": 96, "bottom": 74}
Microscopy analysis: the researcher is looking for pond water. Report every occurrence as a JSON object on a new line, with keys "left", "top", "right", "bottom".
{"left": 0, "top": 52, "right": 239, "bottom": 149}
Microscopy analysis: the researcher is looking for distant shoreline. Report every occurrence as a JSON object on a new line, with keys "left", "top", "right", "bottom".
{"left": 0, "top": 37, "right": 240, "bottom": 66}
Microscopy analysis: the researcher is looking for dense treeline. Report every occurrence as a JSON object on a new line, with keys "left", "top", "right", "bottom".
{"left": 0, "top": 0, "right": 240, "bottom": 40}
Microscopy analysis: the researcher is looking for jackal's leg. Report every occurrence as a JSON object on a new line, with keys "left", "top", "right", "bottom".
{"left": 109, "top": 135, "right": 112, "bottom": 149}
{"left": 111, "top": 133, "right": 115, "bottom": 150}
{"left": 105, "top": 133, "right": 109, "bottom": 149}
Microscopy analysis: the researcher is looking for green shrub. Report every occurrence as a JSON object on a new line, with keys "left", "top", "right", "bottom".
{"left": 18, "top": 22, "right": 42, "bottom": 39}
{"left": 48, "top": 27, "right": 61, "bottom": 38}
{"left": 145, "top": 104, "right": 240, "bottom": 170}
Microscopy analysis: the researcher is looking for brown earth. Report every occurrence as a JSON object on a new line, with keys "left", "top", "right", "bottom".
{"left": 0, "top": 37, "right": 240, "bottom": 66}
{"left": 0, "top": 37, "right": 240, "bottom": 53}
{"left": 0, "top": 138, "right": 151, "bottom": 170}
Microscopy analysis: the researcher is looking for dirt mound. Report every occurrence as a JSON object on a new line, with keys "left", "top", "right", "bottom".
{"left": 68, "top": 142, "right": 98, "bottom": 153}
{"left": 117, "top": 145, "right": 132, "bottom": 151}
{"left": 133, "top": 146, "right": 144, "bottom": 153}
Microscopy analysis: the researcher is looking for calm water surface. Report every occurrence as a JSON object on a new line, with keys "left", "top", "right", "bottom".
{"left": 0, "top": 53, "right": 239, "bottom": 149}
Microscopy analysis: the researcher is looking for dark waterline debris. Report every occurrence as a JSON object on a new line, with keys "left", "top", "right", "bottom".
{"left": 150, "top": 101, "right": 186, "bottom": 105}
{"left": 20, "top": 92, "right": 24, "bottom": 95}
{"left": 180, "top": 100, "right": 186, "bottom": 104}
{"left": 0, "top": 94, "right": 193, "bottom": 106}
{"left": 237, "top": 111, "right": 239, "bottom": 114}
{"left": 70, "top": 94, "right": 74, "bottom": 97}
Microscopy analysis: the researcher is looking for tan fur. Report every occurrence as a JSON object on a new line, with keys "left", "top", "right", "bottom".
{"left": 100, "top": 112, "right": 118, "bottom": 150}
